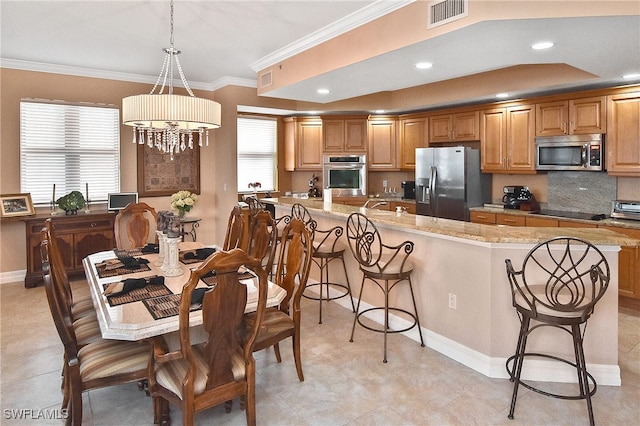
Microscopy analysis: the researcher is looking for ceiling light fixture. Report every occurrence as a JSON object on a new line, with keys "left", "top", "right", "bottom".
{"left": 623, "top": 73, "right": 640, "bottom": 79}
{"left": 317, "top": 88, "right": 330, "bottom": 95}
{"left": 531, "top": 41, "right": 554, "bottom": 50}
{"left": 415, "top": 62, "right": 433, "bottom": 69}
{"left": 496, "top": 93, "right": 510, "bottom": 98}
{"left": 122, "top": 0, "right": 221, "bottom": 158}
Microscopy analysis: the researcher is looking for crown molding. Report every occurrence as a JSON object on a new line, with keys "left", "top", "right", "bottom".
{"left": 250, "top": 0, "right": 414, "bottom": 72}
{"left": 0, "top": 58, "right": 257, "bottom": 92}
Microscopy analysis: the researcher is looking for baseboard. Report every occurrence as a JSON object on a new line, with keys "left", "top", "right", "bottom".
{"left": 0, "top": 269, "right": 26, "bottom": 285}
{"left": 304, "top": 281, "right": 622, "bottom": 386}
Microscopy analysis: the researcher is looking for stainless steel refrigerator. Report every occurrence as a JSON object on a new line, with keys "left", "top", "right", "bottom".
{"left": 415, "top": 147, "right": 491, "bottom": 221}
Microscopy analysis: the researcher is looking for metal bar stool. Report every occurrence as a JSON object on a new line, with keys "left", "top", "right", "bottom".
{"left": 505, "top": 237, "right": 610, "bottom": 426}
{"left": 345, "top": 212, "right": 424, "bottom": 362}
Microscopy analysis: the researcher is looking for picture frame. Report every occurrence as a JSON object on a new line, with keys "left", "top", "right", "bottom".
{"left": 0, "top": 193, "right": 36, "bottom": 217}
{"left": 137, "top": 141, "right": 201, "bottom": 197}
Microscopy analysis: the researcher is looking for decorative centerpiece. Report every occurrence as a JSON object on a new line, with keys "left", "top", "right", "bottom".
{"left": 56, "top": 191, "right": 86, "bottom": 215}
{"left": 170, "top": 190, "right": 197, "bottom": 217}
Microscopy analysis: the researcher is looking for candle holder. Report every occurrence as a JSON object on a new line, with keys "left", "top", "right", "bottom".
{"left": 84, "top": 199, "right": 91, "bottom": 213}
{"left": 155, "top": 231, "right": 166, "bottom": 267}
{"left": 50, "top": 201, "right": 58, "bottom": 216}
{"left": 162, "top": 235, "right": 183, "bottom": 277}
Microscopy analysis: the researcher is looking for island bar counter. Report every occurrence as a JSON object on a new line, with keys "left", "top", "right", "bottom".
{"left": 264, "top": 198, "right": 640, "bottom": 386}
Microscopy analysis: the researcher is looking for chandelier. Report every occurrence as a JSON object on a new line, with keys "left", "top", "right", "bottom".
{"left": 122, "top": 0, "right": 221, "bottom": 158}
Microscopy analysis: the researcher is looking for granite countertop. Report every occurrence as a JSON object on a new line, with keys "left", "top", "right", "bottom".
{"left": 469, "top": 206, "right": 640, "bottom": 231}
{"left": 263, "top": 198, "right": 640, "bottom": 247}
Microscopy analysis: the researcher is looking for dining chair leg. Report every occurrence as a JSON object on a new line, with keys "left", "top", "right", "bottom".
{"left": 293, "top": 326, "right": 304, "bottom": 381}
{"left": 273, "top": 342, "right": 282, "bottom": 363}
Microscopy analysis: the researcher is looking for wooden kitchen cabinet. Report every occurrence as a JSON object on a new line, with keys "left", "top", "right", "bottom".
{"left": 24, "top": 211, "right": 116, "bottom": 287}
{"left": 284, "top": 117, "right": 323, "bottom": 171}
{"left": 322, "top": 116, "right": 367, "bottom": 152}
{"left": 606, "top": 92, "right": 640, "bottom": 176}
{"left": 480, "top": 105, "right": 536, "bottom": 174}
{"left": 367, "top": 116, "right": 398, "bottom": 170}
{"left": 599, "top": 225, "right": 640, "bottom": 300}
{"left": 398, "top": 114, "right": 427, "bottom": 170}
{"left": 496, "top": 213, "right": 526, "bottom": 226}
{"left": 535, "top": 96, "right": 606, "bottom": 136}
{"left": 525, "top": 216, "right": 558, "bottom": 227}
{"left": 470, "top": 211, "right": 496, "bottom": 224}
{"left": 429, "top": 110, "right": 479, "bottom": 143}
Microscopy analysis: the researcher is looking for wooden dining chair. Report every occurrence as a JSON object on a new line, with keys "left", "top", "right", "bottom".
{"left": 223, "top": 205, "right": 245, "bottom": 251}
{"left": 245, "top": 209, "right": 278, "bottom": 278}
{"left": 248, "top": 218, "right": 313, "bottom": 381}
{"left": 43, "top": 219, "right": 95, "bottom": 321}
{"left": 147, "top": 249, "right": 268, "bottom": 426}
{"left": 40, "top": 236, "right": 150, "bottom": 426}
{"left": 114, "top": 202, "right": 158, "bottom": 248}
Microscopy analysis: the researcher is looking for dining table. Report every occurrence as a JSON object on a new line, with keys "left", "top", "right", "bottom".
{"left": 82, "top": 242, "right": 287, "bottom": 341}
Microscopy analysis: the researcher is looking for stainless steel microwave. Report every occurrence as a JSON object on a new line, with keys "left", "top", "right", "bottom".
{"left": 535, "top": 134, "right": 604, "bottom": 171}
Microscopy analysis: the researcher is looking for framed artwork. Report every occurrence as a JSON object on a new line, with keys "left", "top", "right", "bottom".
{"left": 137, "top": 142, "right": 201, "bottom": 197}
{"left": 0, "top": 193, "right": 36, "bottom": 217}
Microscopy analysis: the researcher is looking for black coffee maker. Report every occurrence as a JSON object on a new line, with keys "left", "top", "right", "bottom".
{"left": 502, "top": 186, "right": 533, "bottom": 209}
{"left": 401, "top": 181, "right": 415, "bottom": 199}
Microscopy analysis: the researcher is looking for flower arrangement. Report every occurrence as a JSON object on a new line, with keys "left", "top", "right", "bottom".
{"left": 170, "top": 190, "right": 197, "bottom": 217}
{"left": 248, "top": 182, "right": 262, "bottom": 191}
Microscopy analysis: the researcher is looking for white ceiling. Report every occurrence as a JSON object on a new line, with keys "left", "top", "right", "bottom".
{"left": 2, "top": 1, "right": 639, "bottom": 112}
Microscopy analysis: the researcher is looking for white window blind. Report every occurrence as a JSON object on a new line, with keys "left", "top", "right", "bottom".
{"left": 20, "top": 101, "right": 120, "bottom": 205}
{"left": 237, "top": 117, "right": 277, "bottom": 192}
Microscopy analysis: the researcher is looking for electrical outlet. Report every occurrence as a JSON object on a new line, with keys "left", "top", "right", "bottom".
{"left": 382, "top": 180, "right": 388, "bottom": 188}
{"left": 448, "top": 293, "right": 457, "bottom": 309}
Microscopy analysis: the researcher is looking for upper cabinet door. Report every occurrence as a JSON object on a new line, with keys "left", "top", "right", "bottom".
{"left": 368, "top": 117, "right": 398, "bottom": 170}
{"left": 536, "top": 96, "right": 606, "bottom": 136}
{"left": 480, "top": 108, "right": 507, "bottom": 172}
{"left": 399, "top": 115, "right": 427, "bottom": 170}
{"left": 322, "top": 117, "right": 367, "bottom": 152}
{"left": 429, "top": 111, "right": 479, "bottom": 143}
{"left": 607, "top": 92, "right": 640, "bottom": 176}
{"left": 506, "top": 104, "right": 536, "bottom": 173}
{"left": 284, "top": 117, "right": 322, "bottom": 171}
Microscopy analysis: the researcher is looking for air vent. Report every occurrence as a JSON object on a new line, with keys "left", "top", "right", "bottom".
{"left": 260, "top": 70, "right": 273, "bottom": 88}
{"left": 428, "top": 0, "right": 468, "bottom": 29}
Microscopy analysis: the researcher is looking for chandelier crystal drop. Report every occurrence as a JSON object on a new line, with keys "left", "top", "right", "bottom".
{"left": 122, "top": 0, "right": 220, "bottom": 159}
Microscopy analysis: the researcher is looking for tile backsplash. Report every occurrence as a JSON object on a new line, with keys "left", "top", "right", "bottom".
{"left": 546, "top": 171, "right": 617, "bottom": 214}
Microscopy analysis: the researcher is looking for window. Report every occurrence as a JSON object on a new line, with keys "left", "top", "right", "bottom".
{"left": 237, "top": 116, "right": 277, "bottom": 192}
{"left": 20, "top": 100, "right": 120, "bottom": 205}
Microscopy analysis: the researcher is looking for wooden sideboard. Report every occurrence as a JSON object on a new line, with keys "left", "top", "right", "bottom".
{"left": 23, "top": 211, "right": 116, "bottom": 288}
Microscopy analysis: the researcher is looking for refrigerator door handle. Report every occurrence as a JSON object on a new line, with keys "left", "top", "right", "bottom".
{"left": 430, "top": 166, "right": 437, "bottom": 211}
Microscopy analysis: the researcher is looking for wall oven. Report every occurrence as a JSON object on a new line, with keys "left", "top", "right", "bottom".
{"left": 322, "top": 154, "right": 367, "bottom": 196}
{"left": 535, "top": 134, "right": 604, "bottom": 171}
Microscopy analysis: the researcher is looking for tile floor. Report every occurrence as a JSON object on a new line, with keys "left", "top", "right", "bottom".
{"left": 1, "top": 279, "right": 639, "bottom": 425}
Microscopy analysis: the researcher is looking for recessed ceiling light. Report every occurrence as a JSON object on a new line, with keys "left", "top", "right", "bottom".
{"left": 496, "top": 93, "right": 509, "bottom": 99}
{"left": 623, "top": 73, "right": 640, "bottom": 79}
{"left": 317, "top": 88, "right": 330, "bottom": 95}
{"left": 415, "top": 62, "right": 433, "bottom": 69}
{"left": 531, "top": 41, "right": 554, "bottom": 50}
{"left": 374, "top": 110, "right": 385, "bottom": 114}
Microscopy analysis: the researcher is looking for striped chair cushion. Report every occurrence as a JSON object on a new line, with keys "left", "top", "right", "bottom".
{"left": 154, "top": 344, "right": 246, "bottom": 399}
{"left": 73, "top": 315, "right": 102, "bottom": 347}
{"left": 78, "top": 339, "right": 149, "bottom": 382}
{"left": 71, "top": 297, "right": 96, "bottom": 320}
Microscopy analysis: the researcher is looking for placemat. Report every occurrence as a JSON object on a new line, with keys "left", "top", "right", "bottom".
{"left": 95, "top": 261, "right": 151, "bottom": 278}
{"left": 113, "top": 248, "right": 144, "bottom": 257}
{"left": 102, "top": 281, "right": 172, "bottom": 307}
{"left": 143, "top": 294, "right": 203, "bottom": 320}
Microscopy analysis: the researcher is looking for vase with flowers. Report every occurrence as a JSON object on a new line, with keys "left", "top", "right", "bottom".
{"left": 248, "top": 182, "right": 261, "bottom": 197}
{"left": 170, "top": 190, "right": 198, "bottom": 217}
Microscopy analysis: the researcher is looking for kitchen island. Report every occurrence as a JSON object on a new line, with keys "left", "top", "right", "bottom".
{"left": 264, "top": 197, "right": 640, "bottom": 386}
